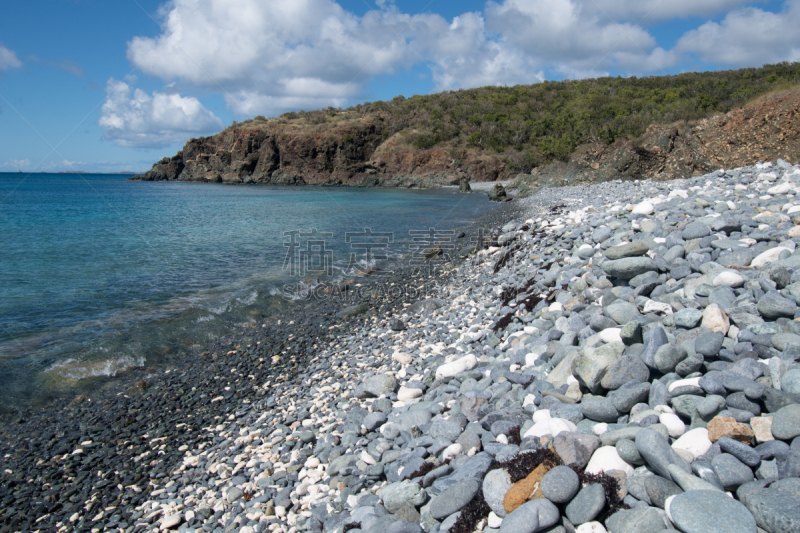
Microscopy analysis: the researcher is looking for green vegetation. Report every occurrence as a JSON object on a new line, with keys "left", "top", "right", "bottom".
{"left": 243, "top": 63, "right": 800, "bottom": 172}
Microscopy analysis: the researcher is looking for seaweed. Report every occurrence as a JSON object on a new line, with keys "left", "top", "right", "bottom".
{"left": 492, "top": 311, "right": 516, "bottom": 333}
{"left": 507, "top": 426, "right": 521, "bottom": 446}
{"left": 577, "top": 470, "right": 630, "bottom": 519}
{"left": 493, "top": 244, "right": 522, "bottom": 273}
{"left": 343, "top": 523, "right": 361, "bottom": 532}
{"left": 408, "top": 461, "right": 440, "bottom": 481}
{"left": 490, "top": 448, "right": 562, "bottom": 483}
{"left": 449, "top": 490, "right": 492, "bottom": 533}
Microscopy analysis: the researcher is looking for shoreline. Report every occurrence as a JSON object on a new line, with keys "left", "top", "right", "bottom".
{"left": 9, "top": 163, "right": 800, "bottom": 533}
{"left": 0, "top": 191, "right": 526, "bottom": 531}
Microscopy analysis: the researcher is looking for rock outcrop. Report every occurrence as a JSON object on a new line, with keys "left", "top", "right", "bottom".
{"left": 134, "top": 89, "right": 800, "bottom": 188}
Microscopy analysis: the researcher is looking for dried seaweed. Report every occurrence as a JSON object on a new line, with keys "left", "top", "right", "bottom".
{"left": 493, "top": 243, "right": 522, "bottom": 273}
{"left": 577, "top": 470, "right": 630, "bottom": 519}
{"left": 408, "top": 461, "right": 440, "bottom": 481}
{"left": 343, "top": 523, "right": 361, "bottom": 532}
{"left": 492, "top": 311, "right": 516, "bottom": 333}
{"left": 490, "top": 448, "right": 562, "bottom": 483}
{"left": 449, "top": 490, "right": 492, "bottom": 533}
{"left": 507, "top": 426, "right": 521, "bottom": 446}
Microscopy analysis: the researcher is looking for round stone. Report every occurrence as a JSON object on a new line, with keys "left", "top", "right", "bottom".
{"left": 565, "top": 483, "right": 606, "bottom": 525}
{"left": 498, "top": 499, "right": 560, "bottom": 533}
{"left": 483, "top": 469, "right": 513, "bottom": 518}
{"left": 669, "top": 490, "right": 757, "bottom": 533}
{"left": 430, "top": 479, "right": 480, "bottom": 520}
{"left": 540, "top": 466, "right": 580, "bottom": 504}
{"left": 602, "top": 257, "right": 658, "bottom": 280}
{"left": 713, "top": 271, "right": 745, "bottom": 288}
{"left": 682, "top": 222, "right": 711, "bottom": 240}
{"left": 673, "top": 308, "right": 703, "bottom": 329}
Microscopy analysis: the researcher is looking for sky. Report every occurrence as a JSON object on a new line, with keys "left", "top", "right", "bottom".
{"left": 0, "top": 0, "right": 798, "bottom": 174}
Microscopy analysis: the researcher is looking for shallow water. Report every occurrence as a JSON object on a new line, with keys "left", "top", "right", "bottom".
{"left": 0, "top": 173, "right": 493, "bottom": 410}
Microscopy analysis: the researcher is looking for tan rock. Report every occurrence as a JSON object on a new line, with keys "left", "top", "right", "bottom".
{"left": 750, "top": 416, "right": 774, "bottom": 443}
{"left": 702, "top": 304, "right": 730, "bottom": 335}
{"left": 503, "top": 463, "right": 552, "bottom": 514}
{"left": 707, "top": 416, "right": 754, "bottom": 444}
{"left": 789, "top": 226, "right": 800, "bottom": 238}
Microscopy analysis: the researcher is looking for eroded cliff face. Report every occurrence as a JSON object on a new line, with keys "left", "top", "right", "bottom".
{"left": 134, "top": 90, "right": 800, "bottom": 188}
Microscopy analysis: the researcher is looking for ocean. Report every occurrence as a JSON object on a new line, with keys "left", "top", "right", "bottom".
{"left": 0, "top": 173, "right": 494, "bottom": 413}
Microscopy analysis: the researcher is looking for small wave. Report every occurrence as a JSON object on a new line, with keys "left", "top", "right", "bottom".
{"left": 237, "top": 290, "right": 258, "bottom": 306}
{"left": 44, "top": 355, "right": 145, "bottom": 381}
{"left": 196, "top": 315, "right": 216, "bottom": 323}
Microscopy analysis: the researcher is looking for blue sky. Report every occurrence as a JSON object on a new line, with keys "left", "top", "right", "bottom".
{"left": 0, "top": 0, "right": 796, "bottom": 173}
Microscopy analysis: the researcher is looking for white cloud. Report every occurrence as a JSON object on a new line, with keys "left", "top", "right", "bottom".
{"left": 127, "top": 0, "right": 423, "bottom": 115}
{"left": 0, "top": 44, "right": 22, "bottom": 71}
{"left": 99, "top": 78, "right": 224, "bottom": 149}
{"left": 675, "top": 1, "right": 800, "bottom": 66}
{"left": 120, "top": 0, "right": 799, "bottom": 121}
{"left": 588, "top": 0, "right": 759, "bottom": 22}
{"left": 2, "top": 159, "right": 31, "bottom": 171}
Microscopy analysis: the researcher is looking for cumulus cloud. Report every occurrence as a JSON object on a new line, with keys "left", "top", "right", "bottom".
{"left": 99, "top": 79, "right": 224, "bottom": 149}
{"left": 588, "top": 0, "right": 759, "bottom": 22}
{"left": 675, "top": 1, "right": 800, "bottom": 66}
{"left": 0, "top": 44, "right": 22, "bottom": 71}
{"left": 120, "top": 0, "right": 798, "bottom": 120}
{"left": 126, "top": 0, "right": 677, "bottom": 114}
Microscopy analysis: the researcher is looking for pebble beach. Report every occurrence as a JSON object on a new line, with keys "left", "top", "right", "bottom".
{"left": 5, "top": 160, "right": 800, "bottom": 533}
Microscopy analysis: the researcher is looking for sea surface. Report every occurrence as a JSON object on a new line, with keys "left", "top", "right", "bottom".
{"left": 0, "top": 173, "right": 494, "bottom": 412}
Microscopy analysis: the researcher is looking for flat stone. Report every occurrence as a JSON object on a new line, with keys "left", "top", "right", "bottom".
{"left": 669, "top": 490, "right": 757, "bottom": 533}
{"left": 738, "top": 478, "right": 800, "bottom": 533}
{"left": 382, "top": 480, "right": 426, "bottom": 513}
{"left": 695, "top": 332, "right": 725, "bottom": 356}
{"left": 711, "top": 453, "right": 754, "bottom": 490}
{"left": 498, "top": 499, "right": 560, "bottom": 533}
{"left": 540, "top": 466, "right": 580, "bottom": 504}
{"left": 605, "top": 506, "right": 671, "bottom": 533}
{"left": 771, "top": 404, "right": 800, "bottom": 440}
{"left": 604, "top": 301, "right": 641, "bottom": 326}
{"left": 226, "top": 487, "right": 244, "bottom": 503}
{"left": 565, "top": 483, "right": 606, "bottom": 525}
{"left": 602, "top": 257, "right": 658, "bottom": 280}
{"left": 356, "top": 374, "right": 398, "bottom": 398}
{"left": 605, "top": 241, "right": 650, "bottom": 260}
{"left": 758, "top": 292, "right": 798, "bottom": 319}
{"left": 645, "top": 475, "right": 682, "bottom": 509}
{"left": 673, "top": 308, "right": 704, "bottom": 328}
{"left": 654, "top": 344, "right": 688, "bottom": 374}
{"left": 601, "top": 354, "right": 650, "bottom": 390}
{"left": 683, "top": 222, "right": 712, "bottom": 240}
{"left": 717, "top": 437, "right": 761, "bottom": 468}
{"left": 635, "top": 428, "right": 691, "bottom": 482}
{"left": 483, "top": 469, "right": 513, "bottom": 518}
{"left": 430, "top": 479, "right": 480, "bottom": 520}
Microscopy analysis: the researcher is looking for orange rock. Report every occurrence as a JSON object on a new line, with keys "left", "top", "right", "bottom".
{"left": 503, "top": 463, "right": 552, "bottom": 514}
{"left": 707, "top": 416, "right": 755, "bottom": 444}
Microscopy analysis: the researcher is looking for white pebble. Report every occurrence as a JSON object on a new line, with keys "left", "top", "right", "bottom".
{"left": 585, "top": 446, "right": 634, "bottom": 477}
{"left": 659, "top": 413, "right": 686, "bottom": 438}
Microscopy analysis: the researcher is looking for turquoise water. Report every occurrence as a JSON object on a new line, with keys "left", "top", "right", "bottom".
{"left": 0, "top": 173, "right": 493, "bottom": 410}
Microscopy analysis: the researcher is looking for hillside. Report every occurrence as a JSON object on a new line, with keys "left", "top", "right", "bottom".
{"left": 134, "top": 63, "right": 800, "bottom": 187}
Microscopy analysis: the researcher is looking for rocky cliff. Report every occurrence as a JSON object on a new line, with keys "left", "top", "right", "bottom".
{"left": 134, "top": 88, "right": 800, "bottom": 188}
